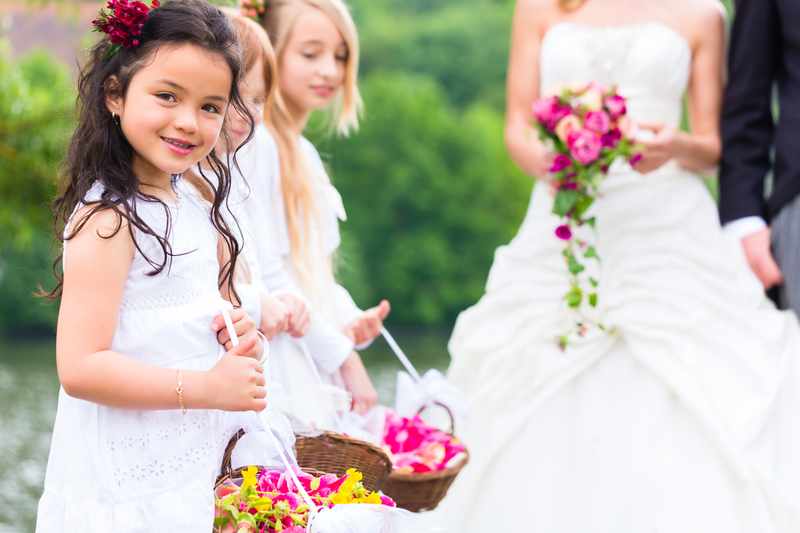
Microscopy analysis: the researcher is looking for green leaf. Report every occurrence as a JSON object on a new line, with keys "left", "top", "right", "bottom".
{"left": 589, "top": 277, "right": 599, "bottom": 287}
{"left": 584, "top": 217, "right": 596, "bottom": 229}
{"left": 102, "top": 43, "right": 122, "bottom": 60}
{"left": 573, "top": 194, "right": 594, "bottom": 218}
{"left": 584, "top": 246, "right": 598, "bottom": 260}
{"left": 568, "top": 255, "right": 585, "bottom": 275}
{"left": 567, "top": 290, "right": 582, "bottom": 307}
{"left": 589, "top": 293, "right": 597, "bottom": 307}
{"left": 553, "top": 189, "right": 578, "bottom": 217}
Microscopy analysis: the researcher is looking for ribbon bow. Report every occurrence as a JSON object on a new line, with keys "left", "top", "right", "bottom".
{"left": 381, "top": 327, "right": 468, "bottom": 425}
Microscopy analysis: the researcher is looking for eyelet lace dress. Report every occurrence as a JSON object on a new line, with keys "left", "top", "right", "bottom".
{"left": 36, "top": 177, "right": 241, "bottom": 533}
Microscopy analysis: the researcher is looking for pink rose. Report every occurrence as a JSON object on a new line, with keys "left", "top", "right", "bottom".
{"left": 550, "top": 154, "right": 572, "bottom": 172}
{"left": 567, "top": 130, "right": 602, "bottom": 165}
{"left": 604, "top": 94, "right": 627, "bottom": 120}
{"left": 532, "top": 96, "right": 559, "bottom": 125}
{"left": 532, "top": 96, "right": 571, "bottom": 130}
{"left": 584, "top": 110, "right": 611, "bottom": 134}
{"left": 555, "top": 114, "right": 582, "bottom": 142}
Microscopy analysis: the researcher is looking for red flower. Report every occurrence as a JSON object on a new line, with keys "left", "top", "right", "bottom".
{"left": 93, "top": 0, "right": 158, "bottom": 56}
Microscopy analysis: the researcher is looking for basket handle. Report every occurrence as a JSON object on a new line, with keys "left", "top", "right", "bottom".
{"left": 417, "top": 401, "right": 456, "bottom": 437}
{"left": 218, "top": 428, "right": 246, "bottom": 483}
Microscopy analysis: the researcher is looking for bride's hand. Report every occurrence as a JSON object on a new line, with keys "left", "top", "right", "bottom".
{"left": 632, "top": 122, "right": 683, "bottom": 174}
{"left": 536, "top": 143, "right": 557, "bottom": 181}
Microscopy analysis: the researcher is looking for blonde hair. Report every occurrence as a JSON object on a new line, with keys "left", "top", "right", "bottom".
{"left": 559, "top": 0, "right": 585, "bottom": 10}
{"left": 261, "top": 0, "right": 362, "bottom": 304}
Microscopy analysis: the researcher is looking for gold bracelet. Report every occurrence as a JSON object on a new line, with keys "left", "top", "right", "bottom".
{"left": 176, "top": 369, "right": 186, "bottom": 415}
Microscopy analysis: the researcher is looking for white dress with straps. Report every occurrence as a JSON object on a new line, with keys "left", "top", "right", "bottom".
{"left": 36, "top": 178, "right": 241, "bottom": 532}
{"left": 433, "top": 23, "right": 800, "bottom": 532}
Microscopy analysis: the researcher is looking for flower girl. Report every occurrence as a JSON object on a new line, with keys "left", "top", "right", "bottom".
{"left": 244, "top": 0, "right": 388, "bottom": 414}
{"left": 36, "top": 1, "right": 267, "bottom": 531}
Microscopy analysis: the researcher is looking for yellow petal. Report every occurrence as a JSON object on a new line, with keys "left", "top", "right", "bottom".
{"left": 362, "top": 492, "right": 381, "bottom": 504}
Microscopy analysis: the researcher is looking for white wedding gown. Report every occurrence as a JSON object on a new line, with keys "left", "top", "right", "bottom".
{"left": 433, "top": 22, "right": 800, "bottom": 532}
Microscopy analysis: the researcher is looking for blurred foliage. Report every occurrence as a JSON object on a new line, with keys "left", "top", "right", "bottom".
{"left": 0, "top": 41, "right": 72, "bottom": 337}
{"left": 311, "top": 73, "right": 530, "bottom": 324}
{"left": 0, "top": 41, "right": 73, "bottom": 250}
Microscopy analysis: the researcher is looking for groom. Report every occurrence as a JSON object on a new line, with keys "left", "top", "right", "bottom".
{"left": 720, "top": 0, "right": 800, "bottom": 313}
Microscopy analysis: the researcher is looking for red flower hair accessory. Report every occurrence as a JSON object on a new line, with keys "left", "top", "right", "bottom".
{"left": 238, "top": 0, "right": 266, "bottom": 22}
{"left": 92, "top": 0, "right": 160, "bottom": 59}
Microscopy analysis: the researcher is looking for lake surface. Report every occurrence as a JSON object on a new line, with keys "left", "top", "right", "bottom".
{"left": 0, "top": 328, "right": 452, "bottom": 532}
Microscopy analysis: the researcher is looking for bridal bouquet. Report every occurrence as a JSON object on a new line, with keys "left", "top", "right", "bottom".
{"left": 381, "top": 409, "right": 467, "bottom": 473}
{"left": 214, "top": 466, "right": 396, "bottom": 533}
{"left": 532, "top": 81, "right": 642, "bottom": 348}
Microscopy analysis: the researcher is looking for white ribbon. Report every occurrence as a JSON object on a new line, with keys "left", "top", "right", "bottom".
{"left": 381, "top": 327, "right": 468, "bottom": 425}
{"left": 219, "top": 307, "right": 320, "bottom": 522}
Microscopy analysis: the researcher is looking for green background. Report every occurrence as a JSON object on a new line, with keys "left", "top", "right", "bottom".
{"left": 0, "top": 0, "right": 735, "bottom": 337}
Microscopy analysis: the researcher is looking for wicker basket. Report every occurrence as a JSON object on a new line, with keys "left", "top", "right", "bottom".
{"left": 380, "top": 404, "right": 469, "bottom": 512}
{"left": 215, "top": 429, "right": 328, "bottom": 488}
{"left": 294, "top": 431, "right": 392, "bottom": 493}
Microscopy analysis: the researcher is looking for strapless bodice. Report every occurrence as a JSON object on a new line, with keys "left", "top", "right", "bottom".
{"left": 540, "top": 22, "right": 691, "bottom": 129}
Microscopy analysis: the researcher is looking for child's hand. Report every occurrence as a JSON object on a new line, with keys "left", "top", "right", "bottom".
{"left": 205, "top": 336, "right": 267, "bottom": 412}
{"left": 258, "top": 292, "right": 290, "bottom": 340}
{"left": 344, "top": 300, "right": 391, "bottom": 347}
{"left": 211, "top": 309, "right": 263, "bottom": 360}
{"left": 340, "top": 351, "right": 377, "bottom": 415}
{"left": 276, "top": 294, "right": 311, "bottom": 338}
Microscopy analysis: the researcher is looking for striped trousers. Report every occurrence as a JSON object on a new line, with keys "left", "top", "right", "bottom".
{"left": 772, "top": 192, "right": 800, "bottom": 313}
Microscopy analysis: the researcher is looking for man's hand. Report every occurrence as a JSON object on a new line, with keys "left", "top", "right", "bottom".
{"left": 742, "top": 227, "right": 783, "bottom": 290}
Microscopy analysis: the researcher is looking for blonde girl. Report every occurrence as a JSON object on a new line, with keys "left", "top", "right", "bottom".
{"left": 245, "top": 0, "right": 389, "bottom": 413}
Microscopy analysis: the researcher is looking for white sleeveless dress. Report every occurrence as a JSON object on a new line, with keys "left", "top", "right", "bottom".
{"left": 434, "top": 23, "right": 800, "bottom": 532}
{"left": 36, "top": 178, "right": 241, "bottom": 532}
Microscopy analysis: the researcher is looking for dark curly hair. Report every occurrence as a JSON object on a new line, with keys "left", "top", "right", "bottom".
{"left": 44, "top": 0, "right": 254, "bottom": 305}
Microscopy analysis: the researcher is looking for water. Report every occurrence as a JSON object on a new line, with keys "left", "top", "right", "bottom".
{"left": 0, "top": 328, "right": 452, "bottom": 532}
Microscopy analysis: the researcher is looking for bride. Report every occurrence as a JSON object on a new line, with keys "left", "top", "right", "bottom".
{"left": 433, "top": 0, "right": 800, "bottom": 531}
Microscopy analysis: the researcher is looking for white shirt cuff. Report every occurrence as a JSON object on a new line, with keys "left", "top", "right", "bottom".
{"left": 723, "top": 216, "right": 767, "bottom": 240}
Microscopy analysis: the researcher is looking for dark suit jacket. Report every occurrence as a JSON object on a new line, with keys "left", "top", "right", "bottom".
{"left": 719, "top": 0, "right": 800, "bottom": 224}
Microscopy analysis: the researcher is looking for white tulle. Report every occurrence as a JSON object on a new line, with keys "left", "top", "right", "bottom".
{"left": 431, "top": 22, "right": 800, "bottom": 532}
{"left": 310, "top": 505, "right": 437, "bottom": 533}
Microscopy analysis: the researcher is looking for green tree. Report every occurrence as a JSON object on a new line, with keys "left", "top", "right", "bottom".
{"left": 0, "top": 41, "right": 73, "bottom": 250}
{"left": 354, "top": 0, "right": 513, "bottom": 110}
{"left": 310, "top": 72, "right": 532, "bottom": 324}
{"left": 0, "top": 43, "right": 72, "bottom": 337}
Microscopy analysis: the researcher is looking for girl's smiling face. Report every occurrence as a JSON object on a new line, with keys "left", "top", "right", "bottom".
{"left": 278, "top": 7, "right": 347, "bottom": 125}
{"left": 106, "top": 44, "right": 233, "bottom": 187}
{"left": 228, "top": 55, "right": 267, "bottom": 150}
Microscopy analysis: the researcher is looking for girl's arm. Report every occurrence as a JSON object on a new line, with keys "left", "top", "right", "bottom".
{"left": 57, "top": 207, "right": 266, "bottom": 412}
{"left": 505, "top": 0, "right": 557, "bottom": 180}
{"left": 633, "top": 7, "right": 725, "bottom": 174}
